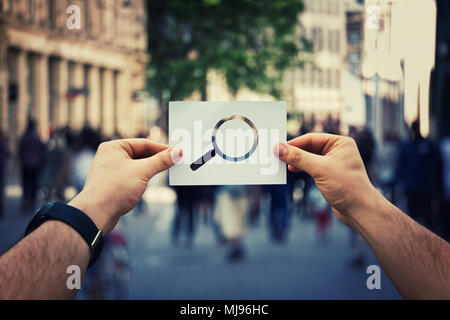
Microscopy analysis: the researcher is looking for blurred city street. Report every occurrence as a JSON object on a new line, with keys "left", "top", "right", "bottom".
{"left": 1, "top": 0, "right": 448, "bottom": 301}
{"left": 0, "top": 183, "right": 400, "bottom": 300}
{"left": 123, "top": 208, "right": 400, "bottom": 299}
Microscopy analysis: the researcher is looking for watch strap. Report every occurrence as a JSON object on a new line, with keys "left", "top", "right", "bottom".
{"left": 25, "top": 202, "right": 104, "bottom": 267}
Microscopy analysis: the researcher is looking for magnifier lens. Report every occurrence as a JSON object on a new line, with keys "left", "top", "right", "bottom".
{"left": 215, "top": 119, "right": 253, "bottom": 159}
{"left": 190, "top": 114, "right": 258, "bottom": 171}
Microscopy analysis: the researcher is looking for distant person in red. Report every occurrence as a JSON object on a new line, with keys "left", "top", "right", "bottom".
{"left": 19, "top": 119, "right": 45, "bottom": 212}
{"left": 309, "top": 185, "right": 332, "bottom": 241}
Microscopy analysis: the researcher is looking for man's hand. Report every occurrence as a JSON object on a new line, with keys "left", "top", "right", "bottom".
{"left": 274, "top": 133, "right": 377, "bottom": 227}
{"left": 69, "top": 139, "right": 183, "bottom": 235}
{"left": 276, "top": 133, "right": 450, "bottom": 299}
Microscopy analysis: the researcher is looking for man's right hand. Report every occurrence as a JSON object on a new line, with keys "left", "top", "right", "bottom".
{"left": 274, "top": 133, "right": 379, "bottom": 227}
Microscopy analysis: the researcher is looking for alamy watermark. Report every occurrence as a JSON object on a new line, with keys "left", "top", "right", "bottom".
{"left": 66, "top": 5, "right": 81, "bottom": 30}
{"left": 66, "top": 265, "right": 81, "bottom": 290}
{"left": 366, "top": 5, "right": 381, "bottom": 30}
{"left": 366, "top": 265, "right": 381, "bottom": 290}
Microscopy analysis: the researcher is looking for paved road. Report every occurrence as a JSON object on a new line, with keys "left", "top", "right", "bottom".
{"left": 0, "top": 186, "right": 401, "bottom": 300}
{"left": 113, "top": 191, "right": 401, "bottom": 300}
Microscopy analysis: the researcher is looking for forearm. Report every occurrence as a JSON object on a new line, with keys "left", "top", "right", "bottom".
{"left": 351, "top": 189, "right": 450, "bottom": 299}
{"left": 0, "top": 220, "right": 90, "bottom": 299}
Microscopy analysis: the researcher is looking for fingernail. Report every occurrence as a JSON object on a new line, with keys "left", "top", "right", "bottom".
{"left": 273, "top": 143, "right": 287, "bottom": 158}
{"left": 170, "top": 147, "right": 183, "bottom": 164}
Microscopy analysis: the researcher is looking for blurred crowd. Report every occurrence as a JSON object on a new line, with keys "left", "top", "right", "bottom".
{"left": 0, "top": 115, "right": 450, "bottom": 297}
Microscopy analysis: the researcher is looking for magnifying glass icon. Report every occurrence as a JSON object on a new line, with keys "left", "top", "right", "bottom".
{"left": 190, "top": 115, "right": 259, "bottom": 171}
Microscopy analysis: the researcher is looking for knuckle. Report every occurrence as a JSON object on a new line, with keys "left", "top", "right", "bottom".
{"left": 343, "top": 136, "right": 356, "bottom": 147}
{"left": 155, "top": 152, "right": 171, "bottom": 172}
{"left": 97, "top": 141, "right": 109, "bottom": 152}
{"left": 161, "top": 153, "right": 173, "bottom": 169}
{"left": 290, "top": 149, "right": 302, "bottom": 166}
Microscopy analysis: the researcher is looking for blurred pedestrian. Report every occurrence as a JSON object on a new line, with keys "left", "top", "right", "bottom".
{"left": 0, "top": 131, "right": 10, "bottom": 218}
{"left": 19, "top": 119, "right": 45, "bottom": 212}
{"left": 172, "top": 186, "right": 197, "bottom": 247}
{"left": 38, "top": 128, "right": 66, "bottom": 201}
{"left": 355, "top": 127, "right": 375, "bottom": 180}
{"left": 377, "top": 133, "right": 400, "bottom": 204}
{"left": 48, "top": 127, "right": 77, "bottom": 202}
{"left": 309, "top": 185, "right": 332, "bottom": 241}
{"left": 214, "top": 185, "right": 249, "bottom": 262}
{"left": 248, "top": 185, "right": 262, "bottom": 226}
{"left": 266, "top": 184, "right": 290, "bottom": 243}
{"left": 70, "top": 127, "right": 101, "bottom": 192}
{"left": 197, "top": 186, "right": 216, "bottom": 224}
{"left": 396, "top": 120, "right": 442, "bottom": 230}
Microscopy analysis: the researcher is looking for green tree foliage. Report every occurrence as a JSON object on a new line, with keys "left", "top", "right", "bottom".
{"left": 146, "top": 0, "right": 311, "bottom": 121}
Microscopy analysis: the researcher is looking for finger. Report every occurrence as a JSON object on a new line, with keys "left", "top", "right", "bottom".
{"left": 139, "top": 146, "right": 183, "bottom": 179}
{"left": 118, "top": 139, "right": 169, "bottom": 159}
{"left": 287, "top": 133, "right": 341, "bottom": 156}
{"left": 274, "top": 143, "right": 323, "bottom": 177}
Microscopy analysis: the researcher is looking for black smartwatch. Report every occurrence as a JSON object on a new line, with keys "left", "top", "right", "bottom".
{"left": 24, "top": 202, "right": 104, "bottom": 268}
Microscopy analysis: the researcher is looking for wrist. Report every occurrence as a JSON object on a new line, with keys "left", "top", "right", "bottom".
{"left": 68, "top": 191, "right": 110, "bottom": 233}
{"left": 346, "top": 186, "right": 392, "bottom": 236}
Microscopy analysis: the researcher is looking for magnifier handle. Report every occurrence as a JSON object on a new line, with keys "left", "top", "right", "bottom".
{"left": 190, "top": 149, "right": 216, "bottom": 171}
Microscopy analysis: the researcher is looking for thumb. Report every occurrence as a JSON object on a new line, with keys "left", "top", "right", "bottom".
{"left": 274, "top": 143, "right": 324, "bottom": 177}
{"left": 139, "top": 146, "right": 183, "bottom": 179}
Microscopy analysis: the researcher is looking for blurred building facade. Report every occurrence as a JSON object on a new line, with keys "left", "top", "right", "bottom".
{"left": 0, "top": 0, "right": 148, "bottom": 148}
{"left": 361, "top": 0, "right": 405, "bottom": 147}
{"left": 361, "top": 0, "right": 437, "bottom": 146}
{"left": 340, "top": 0, "right": 365, "bottom": 128}
{"left": 283, "top": 0, "right": 346, "bottom": 122}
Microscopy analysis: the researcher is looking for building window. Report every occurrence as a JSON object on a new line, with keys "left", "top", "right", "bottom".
{"left": 349, "top": 52, "right": 360, "bottom": 74}
{"left": 327, "top": 69, "right": 332, "bottom": 88}
{"left": 299, "top": 67, "right": 306, "bottom": 84}
{"left": 27, "top": 54, "right": 35, "bottom": 118}
{"left": 335, "top": 31, "right": 340, "bottom": 52}
{"left": 328, "top": 30, "right": 334, "bottom": 52}
{"left": 28, "top": 0, "right": 36, "bottom": 23}
{"left": 49, "top": 0, "right": 56, "bottom": 29}
{"left": 84, "top": 0, "right": 90, "bottom": 32}
{"left": 68, "top": 61, "right": 74, "bottom": 120}
{"left": 99, "top": 68, "right": 105, "bottom": 129}
{"left": 84, "top": 65, "right": 90, "bottom": 124}
{"left": 113, "top": 71, "right": 119, "bottom": 133}
{"left": 382, "top": 98, "right": 398, "bottom": 140}
{"left": 335, "top": 70, "right": 341, "bottom": 89}
{"left": 312, "top": 28, "right": 323, "bottom": 51}
{"left": 318, "top": 69, "right": 323, "bottom": 88}
{"left": 309, "top": 66, "right": 315, "bottom": 87}
{"left": 348, "top": 31, "right": 361, "bottom": 45}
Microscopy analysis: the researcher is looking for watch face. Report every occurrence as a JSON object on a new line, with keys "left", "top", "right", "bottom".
{"left": 39, "top": 202, "right": 54, "bottom": 215}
